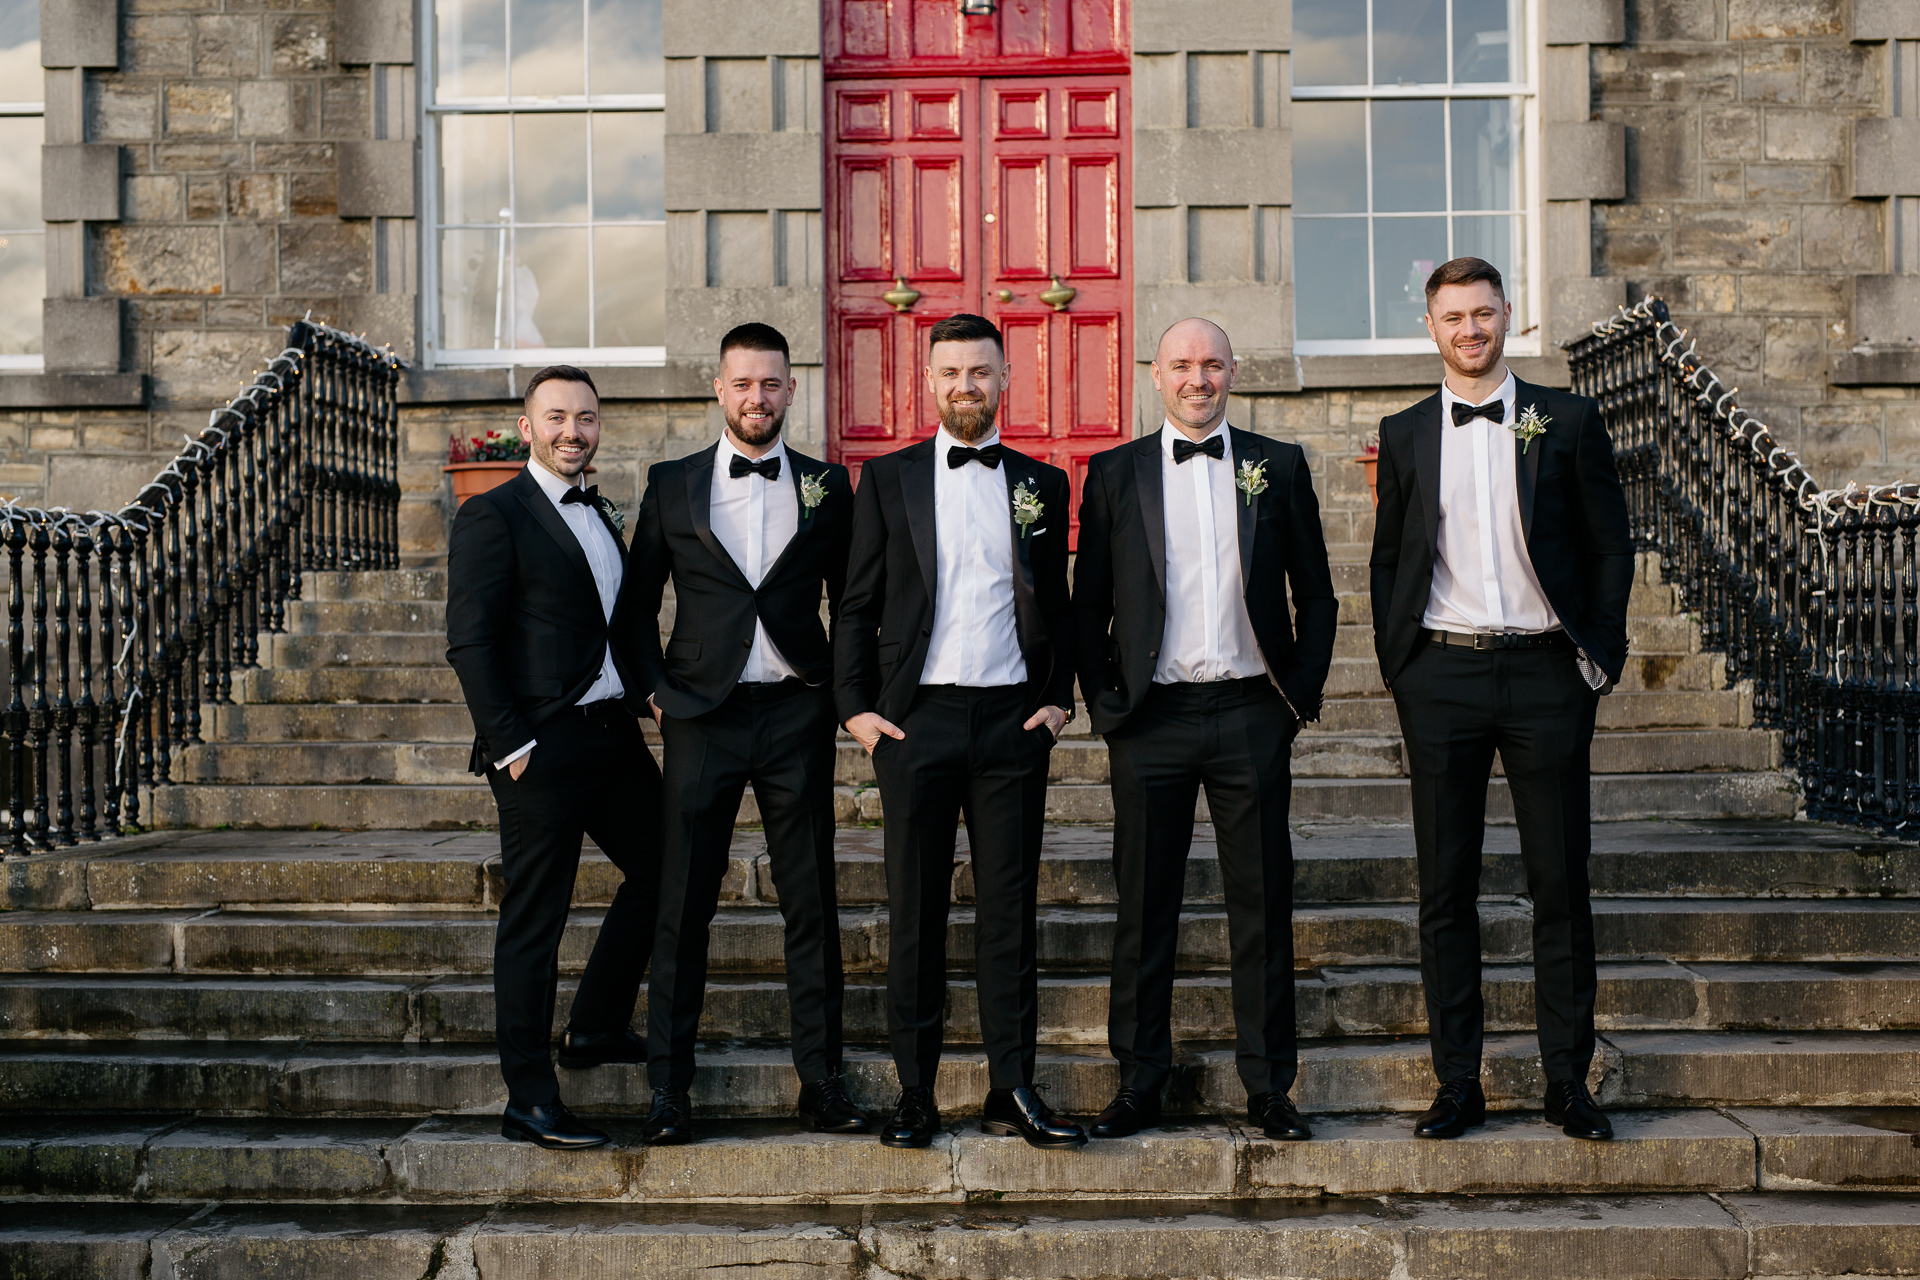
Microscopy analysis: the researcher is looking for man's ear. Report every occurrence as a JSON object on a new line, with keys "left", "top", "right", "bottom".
{"left": 516, "top": 415, "right": 533, "bottom": 441}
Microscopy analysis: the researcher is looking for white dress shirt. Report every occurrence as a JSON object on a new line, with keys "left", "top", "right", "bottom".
{"left": 711, "top": 433, "right": 799, "bottom": 683}
{"left": 1154, "top": 421, "right": 1266, "bottom": 685}
{"left": 1422, "top": 371, "right": 1562, "bottom": 635}
{"left": 920, "top": 428, "right": 1028, "bottom": 687}
{"left": 494, "top": 456, "right": 626, "bottom": 769}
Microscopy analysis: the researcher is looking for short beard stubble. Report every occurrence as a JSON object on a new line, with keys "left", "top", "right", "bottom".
{"left": 726, "top": 402, "right": 786, "bottom": 448}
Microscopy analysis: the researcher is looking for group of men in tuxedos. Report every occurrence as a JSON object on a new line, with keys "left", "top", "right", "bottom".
{"left": 445, "top": 254, "right": 1632, "bottom": 1154}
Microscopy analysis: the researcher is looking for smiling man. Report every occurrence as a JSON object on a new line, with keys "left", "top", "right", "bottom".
{"left": 1369, "top": 258, "right": 1634, "bottom": 1143}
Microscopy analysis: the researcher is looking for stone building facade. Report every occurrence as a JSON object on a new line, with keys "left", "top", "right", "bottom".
{"left": 4, "top": 0, "right": 1918, "bottom": 559}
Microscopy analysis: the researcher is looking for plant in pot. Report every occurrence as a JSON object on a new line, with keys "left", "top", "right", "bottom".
{"left": 444, "top": 428, "right": 530, "bottom": 506}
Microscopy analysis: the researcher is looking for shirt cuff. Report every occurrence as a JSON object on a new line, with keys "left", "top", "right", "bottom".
{"left": 1574, "top": 649, "right": 1609, "bottom": 691}
{"left": 494, "top": 739, "right": 535, "bottom": 771}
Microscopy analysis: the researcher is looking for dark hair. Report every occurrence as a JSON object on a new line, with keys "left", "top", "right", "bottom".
{"left": 522, "top": 365, "right": 599, "bottom": 414}
{"left": 720, "top": 322, "right": 791, "bottom": 365}
{"left": 1424, "top": 257, "right": 1505, "bottom": 306}
{"left": 927, "top": 312, "right": 1004, "bottom": 356}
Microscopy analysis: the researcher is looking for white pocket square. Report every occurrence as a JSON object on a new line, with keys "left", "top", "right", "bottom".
{"left": 1030, "top": 527, "right": 1048, "bottom": 536}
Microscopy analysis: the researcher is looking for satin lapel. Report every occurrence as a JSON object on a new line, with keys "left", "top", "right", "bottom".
{"left": 759, "top": 452, "right": 817, "bottom": 586}
{"left": 900, "top": 444, "right": 939, "bottom": 603}
{"left": 1513, "top": 378, "right": 1543, "bottom": 544}
{"left": 1132, "top": 436, "right": 1167, "bottom": 602}
{"left": 1414, "top": 397, "right": 1443, "bottom": 556}
{"left": 1001, "top": 451, "right": 1042, "bottom": 653}
{"left": 1229, "top": 428, "right": 1258, "bottom": 592}
{"left": 684, "top": 445, "right": 751, "bottom": 588}
{"left": 513, "top": 470, "right": 597, "bottom": 591}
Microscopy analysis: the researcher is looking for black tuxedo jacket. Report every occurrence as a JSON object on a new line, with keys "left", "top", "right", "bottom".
{"left": 1073, "top": 428, "right": 1339, "bottom": 735}
{"left": 832, "top": 438, "right": 1075, "bottom": 726}
{"left": 445, "top": 466, "right": 649, "bottom": 774}
{"left": 625, "top": 441, "right": 853, "bottom": 718}
{"left": 1369, "top": 377, "right": 1635, "bottom": 685}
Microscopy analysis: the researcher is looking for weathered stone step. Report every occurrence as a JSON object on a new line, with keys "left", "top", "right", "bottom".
{"left": 301, "top": 569, "right": 448, "bottom": 603}
{"left": 237, "top": 665, "right": 463, "bottom": 704}
{"left": 1313, "top": 688, "right": 1750, "bottom": 734}
{"left": 6, "top": 962, "right": 1913, "bottom": 1044}
{"left": 204, "top": 702, "right": 477, "bottom": 744}
{"left": 0, "top": 1031, "right": 1913, "bottom": 1116}
{"left": 261, "top": 632, "right": 447, "bottom": 669}
{"left": 178, "top": 742, "right": 477, "bottom": 786}
{"left": 6, "top": 1109, "right": 1915, "bottom": 1203}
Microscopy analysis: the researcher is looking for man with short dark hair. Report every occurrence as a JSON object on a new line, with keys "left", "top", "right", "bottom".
{"left": 446, "top": 364, "right": 663, "bottom": 1151}
{"left": 625, "top": 322, "right": 863, "bottom": 1146}
{"left": 835, "top": 313, "right": 1084, "bottom": 1150}
{"left": 1370, "top": 257, "right": 1634, "bottom": 1143}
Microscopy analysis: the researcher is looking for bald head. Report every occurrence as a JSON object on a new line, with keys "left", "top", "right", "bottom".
{"left": 1154, "top": 317, "right": 1234, "bottom": 366}
{"left": 1151, "top": 317, "right": 1238, "bottom": 439}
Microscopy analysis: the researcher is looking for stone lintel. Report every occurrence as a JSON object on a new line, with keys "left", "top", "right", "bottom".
{"left": 39, "top": 0, "right": 118, "bottom": 68}
{"left": 401, "top": 364, "right": 711, "bottom": 404}
{"left": 42, "top": 144, "right": 121, "bottom": 223}
{"left": 1132, "top": 0, "right": 1288, "bottom": 52}
{"left": 336, "top": 0, "right": 415, "bottom": 64}
{"left": 1132, "top": 129, "right": 1291, "bottom": 208}
{"left": 1855, "top": 275, "right": 1920, "bottom": 347}
{"left": 0, "top": 372, "right": 147, "bottom": 408}
{"left": 664, "top": 134, "right": 822, "bottom": 212}
{"left": 1830, "top": 349, "right": 1920, "bottom": 386}
{"left": 664, "top": 0, "right": 820, "bottom": 57}
{"left": 1853, "top": 118, "right": 1920, "bottom": 198}
{"left": 41, "top": 298, "right": 124, "bottom": 375}
{"left": 1544, "top": 121, "right": 1625, "bottom": 203}
{"left": 1544, "top": 0, "right": 1625, "bottom": 45}
{"left": 337, "top": 140, "right": 417, "bottom": 218}
{"left": 1854, "top": 0, "right": 1920, "bottom": 40}
{"left": 1297, "top": 353, "right": 1572, "bottom": 390}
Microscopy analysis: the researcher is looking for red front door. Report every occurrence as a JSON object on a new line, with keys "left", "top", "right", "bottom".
{"left": 824, "top": 4, "right": 1131, "bottom": 545}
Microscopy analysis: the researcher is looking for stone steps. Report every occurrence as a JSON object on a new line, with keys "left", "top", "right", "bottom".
{"left": 1, "top": 1032, "right": 1914, "bottom": 1116}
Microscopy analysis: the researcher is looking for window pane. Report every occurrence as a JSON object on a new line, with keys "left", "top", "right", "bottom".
{"left": 514, "top": 226, "right": 591, "bottom": 347}
{"left": 1372, "top": 99, "right": 1445, "bottom": 213}
{"left": 1453, "top": 214, "right": 1521, "bottom": 314}
{"left": 1294, "top": 219, "right": 1370, "bottom": 341}
{"left": 592, "top": 111, "right": 664, "bottom": 220}
{"left": 590, "top": 0, "right": 663, "bottom": 95}
{"left": 593, "top": 224, "right": 665, "bottom": 347}
{"left": 1292, "top": 0, "right": 1365, "bottom": 87}
{"left": 0, "top": 117, "right": 41, "bottom": 229}
{"left": 1374, "top": 217, "right": 1447, "bottom": 339}
{"left": 436, "top": 0, "right": 506, "bottom": 100}
{"left": 1453, "top": 0, "right": 1515, "bottom": 83}
{"left": 510, "top": 0, "right": 586, "bottom": 97}
{"left": 1451, "top": 98, "right": 1516, "bottom": 212}
{"left": 439, "top": 114, "right": 511, "bottom": 224}
{"left": 1292, "top": 101, "right": 1366, "bottom": 215}
{"left": 440, "top": 227, "right": 508, "bottom": 350}
{"left": 1374, "top": 0, "right": 1446, "bottom": 86}
{"left": 0, "top": 231, "right": 43, "bottom": 356}
{"left": 0, "top": 0, "right": 41, "bottom": 103}
{"left": 514, "top": 114, "right": 590, "bottom": 223}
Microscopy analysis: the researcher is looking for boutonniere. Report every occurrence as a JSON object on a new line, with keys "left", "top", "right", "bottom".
{"left": 1513, "top": 404, "right": 1549, "bottom": 455}
{"left": 799, "top": 472, "right": 827, "bottom": 512}
{"left": 1235, "top": 458, "right": 1268, "bottom": 506}
{"left": 596, "top": 494, "right": 626, "bottom": 536}
{"left": 1011, "top": 481, "right": 1044, "bottom": 538}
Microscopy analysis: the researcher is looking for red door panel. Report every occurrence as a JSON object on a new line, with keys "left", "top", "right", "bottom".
{"left": 826, "top": 0, "right": 1128, "bottom": 78}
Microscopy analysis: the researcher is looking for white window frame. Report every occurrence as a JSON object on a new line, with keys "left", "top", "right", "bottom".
{"left": 0, "top": 78, "right": 44, "bottom": 371}
{"left": 417, "top": 0, "right": 666, "bottom": 368}
{"left": 1291, "top": 0, "right": 1541, "bottom": 357}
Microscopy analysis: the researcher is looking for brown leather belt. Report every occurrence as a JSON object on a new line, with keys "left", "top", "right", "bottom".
{"left": 1423, "top": 628, "right": 1572, "bottom": 651}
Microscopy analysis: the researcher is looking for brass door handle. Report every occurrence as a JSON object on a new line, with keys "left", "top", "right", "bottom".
{"left": 883, "top": 277, "right": 921, "bottom": 312}
{"left": 995, "top": 289, "right": 1014, "bottom": 302}
{"left": 1039, "top": 275, "right": 1076, "bottom": 311}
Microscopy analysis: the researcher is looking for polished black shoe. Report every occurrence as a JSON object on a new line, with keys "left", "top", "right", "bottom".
{"left": 981, "top": 1085, "right": 1088, "bottom": 1149}
{"left": 1089, "top": 1086, "right": 1162, "bottom": 1139}
{"left": 798, "top": 1073, "right": 871, "bottom": 1134}
{"left": 641, "top": 1086, "right": 695, "bottom": 1146}
{"left": 1413, "top": 1077, "right": 1487, "bottom": 1139}
{"left": 1544, "top": 1079, "right": 1613, "bottom": 1141}
{"left": 880, "top": 1086, "right": 941, "bottom": 1149}
{"left": 555, "top": 1027, "right": 646, "bottom": 1070}
{"left": 1247, "top": 1091, "right": 1312, "bottom": 1141}
{"left": 500, "top": 1099, "right": 610, "bottom": 1150}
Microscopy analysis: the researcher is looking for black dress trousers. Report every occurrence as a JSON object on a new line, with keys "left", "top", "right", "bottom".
{"left": 1390, "top": 639, "right": 1602, "bottom": 1085}
{"left": 869, "top": 684, "right": 1053, "bottom": 1091}
{"left": 647, "top": 680, "right": 845, "bottom": 1090}
{"left": 1105, "top": 677, "right": 1300, "bottom": 1098}
{"left": 485, "top": 701, "right": 663, "bottom": 1107}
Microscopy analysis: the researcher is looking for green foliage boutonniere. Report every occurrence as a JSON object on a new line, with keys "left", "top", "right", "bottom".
{"left": 597, "top": 494, "right": 626, "bottom": 536}
{"left": 799, "top": 472, "right": 827, "bottom": 512}
{"left": 1513, "top": 404, "right": 1550, "bottom": 455}
{"left": 1011, "top": 481, "right": 1044, "bottom": 538}
{"left": 1235, "top": 458, "right": 1269, "bottom": 507}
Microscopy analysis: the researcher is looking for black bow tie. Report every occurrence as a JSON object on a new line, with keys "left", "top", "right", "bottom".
{"left": 1172, "top": 435, "right": 1225, "bottom": 464}
{"left": 947, "top": 443, "right": 1003, "bottom": 469}
{"left": 1451, "top": 399, "right": 1506, "bottom": 427}
{"left": 729, "top": 453, "right": 782, "bottom": 481}
{"left": 559, "top": 484, "right": 599, "bottom": 506}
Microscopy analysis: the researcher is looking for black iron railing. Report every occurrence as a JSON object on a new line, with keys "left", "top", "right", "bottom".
{"left": 0, "top": 320, "right": 404, "bottom": 853}
{"left": 1569, "top": 297, "right": 1917, "bottom": 833}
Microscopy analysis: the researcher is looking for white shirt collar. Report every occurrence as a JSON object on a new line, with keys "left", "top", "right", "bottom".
{"left": 1161, "top": 419, "right": 1230, "bottom": 459}
{"left": 527, "top": 455, "right": 588, "bottom": 504}
{"left": 1439, "top": 368, "right": 1517, "bottom": 418}
{"left": 934, "top": 426, "right": 1001, "bottom": 458}
{"left": 716, "top": 431, "right": 789, "bottom": 474}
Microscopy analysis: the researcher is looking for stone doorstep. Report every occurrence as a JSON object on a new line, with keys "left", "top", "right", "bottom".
{"left": 0, "top": 1033, "right": 1914, "bottom": 1117}
{"left": 2, "top": 1109, "right": 1914, "bottom": 1203}
{"left": 1, "top": 1194, "right": 1916, "bottom": 1280}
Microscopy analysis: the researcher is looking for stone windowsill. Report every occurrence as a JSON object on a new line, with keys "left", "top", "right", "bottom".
{"left": 402, "top": 365, "right": 712, "bottom": 405}
{"left": 0, "top": 373, "right": 149, "bottom": 409}
{"left": 1297, "top": 353, "right": 1573, "bottom": 390}
{"left": 1830, "top": 350, "right": 1920, "bottom": 386}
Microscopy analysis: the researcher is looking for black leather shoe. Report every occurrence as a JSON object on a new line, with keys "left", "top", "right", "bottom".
{"left": 981, "top": 1085, "right": 1087, "bottom": 1149}
{"left": 1247, "top": 1091, "right": 1313, "bottom": 1141}
{"left": 1413, "top": 1077, "right": 1487, "bottom": 1139}
{"left": 556, "top": 1027, "right": 646, "bottom": 1070}
{"left": 500, "top": 1099, "right": 610, "bottom": 1150}
{"left": 641, "top": 1086, "right": 694, "bottom": 1146}
{"left": 880, "top": 1086, "right": 941, "bottom": 1149}
{"left": 1089, "top": 1086, "right": 1162, "bottom": 1139}
{"left": 798, "top": 1073, "right": 871, "bottom": 1134}
{"left": 1544, "top": 1079, "right": 1613, "bottom": 1141}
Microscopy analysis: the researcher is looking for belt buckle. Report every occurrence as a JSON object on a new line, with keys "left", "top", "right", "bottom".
{"left": 1471, "top": 633, "right": 1498, "bottom": 651}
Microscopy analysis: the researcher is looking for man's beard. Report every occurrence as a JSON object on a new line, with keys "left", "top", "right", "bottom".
{"left": 1447, "top": 328, "right": 1506, "bottom": 377}
{"left": 535, "top": 436, "right": 593, "bottom": 476}
{"left": 726, "top": 403, "right": 786, "bottom": 447}
{"left": 940, "top": 397, "right": 996, "bottom": 443}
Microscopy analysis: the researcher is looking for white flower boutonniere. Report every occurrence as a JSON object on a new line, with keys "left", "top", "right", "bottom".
{"left": 1236, "top": 458, "right": 1269, "bottom": 506}
{"left": 1011, "top": 481, "right": 1044, "bottom": 538}
{"left": 1513, "top": 404, "right": 1550, "bottom": 455}
{"left": 799, "top": 472, "right": 827, "bottom": 513}
{"left": 596, "top": 494, "right": 626, "bottom": 536}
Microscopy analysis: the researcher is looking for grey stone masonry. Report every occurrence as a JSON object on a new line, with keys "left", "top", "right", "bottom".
{"left": 38, "top": 0, "right": 119, "bottom": 70}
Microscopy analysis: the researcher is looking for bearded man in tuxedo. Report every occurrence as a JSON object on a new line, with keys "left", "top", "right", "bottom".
{"left": 446, "top": 365, "right": 663, "bottom": 1151}
{"left": 1073, "top": 317, "right": 1338, "bottom": 1142}
{"left": 626, "top": 322, "right": 863, "bottom": 1146}
{"left": 835, "top": 312, "right": 1084, "bottom": 1151}
{"left": 1370, "top": 257, "right": 1634, "bottom": 1142}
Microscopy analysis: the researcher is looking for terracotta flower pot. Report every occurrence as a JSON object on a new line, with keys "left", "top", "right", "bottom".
{"left": 444, "top": 460, "right": 525, "bottom": 506}
{"left": 1354, "top": 454, "right": 1380, "bottom": 509}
